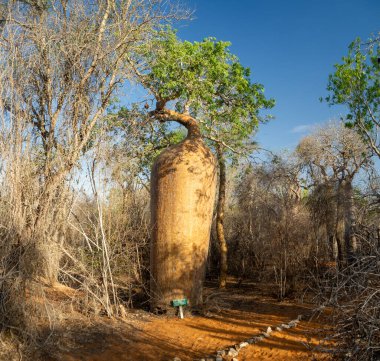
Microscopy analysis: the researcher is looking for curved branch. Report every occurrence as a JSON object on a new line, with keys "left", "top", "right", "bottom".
{"left": 150, "top": 107, "right": 201, "bottom": 140}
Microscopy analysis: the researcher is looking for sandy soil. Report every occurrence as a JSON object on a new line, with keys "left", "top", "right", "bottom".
{"left": 40, "top": 283, "right": 335, "bottom": 361}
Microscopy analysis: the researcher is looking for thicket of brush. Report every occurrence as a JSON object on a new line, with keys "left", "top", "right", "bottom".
{"left": 0, "top": 107, "right": 379, "bottom": 360}
{"left": 0, "top": 1, "right": 378, "bottom": 360}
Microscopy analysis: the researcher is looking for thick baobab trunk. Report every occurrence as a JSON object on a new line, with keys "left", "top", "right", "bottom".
{"left": 150, "top": 119, "right": 217, "bottom": 312}
{"left": 216, "top": 145, "right": 228, "bottom": 289}
{"left": 343, "top": 179, "right": 357, "bottom": 264}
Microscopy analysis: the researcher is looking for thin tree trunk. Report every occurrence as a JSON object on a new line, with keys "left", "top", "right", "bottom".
{"left": 216, "top": 145, "right": 228, "bottom": 289}
{"left": 328, "top": 234, "right": 338, "bottom": 261}
{"left": 335, "top": 181, "right": 345, "bottom": 267}
{"left": 325, "top": 183, "right": 338, "bottom": 261}
{"left": 343, "top": 179, "right": 357, "bottom": 264}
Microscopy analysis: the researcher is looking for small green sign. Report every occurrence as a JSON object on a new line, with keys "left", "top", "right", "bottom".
{"left": 171, "top": 298, "right": 188, "bottom": 307}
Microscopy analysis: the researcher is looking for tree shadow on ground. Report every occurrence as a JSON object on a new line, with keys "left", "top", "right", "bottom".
{"left": 36, "top": 281, "right": 332, "bottom": 361}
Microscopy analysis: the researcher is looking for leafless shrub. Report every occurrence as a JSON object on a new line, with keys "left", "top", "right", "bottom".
{"left": 226, "top": 156, "right": 312, "bottom": 299}
{"left": 310, "top": 180, "right": 380, "bottom": 360}
{"left": 0, "top": 0, "right": 186, "bottom": 353}
{"left": 60, "top": 153, "right": 151, "bottom": 315}
{"left": 297, "top": 122, "right": 371, "bottom": 266}
{"left": 312, "top": 237, "right": 380, "bottom": 360}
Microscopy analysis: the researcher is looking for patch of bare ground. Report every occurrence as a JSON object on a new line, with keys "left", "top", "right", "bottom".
{"left": 27, "top": 280, "right": 336, "bottom": 361}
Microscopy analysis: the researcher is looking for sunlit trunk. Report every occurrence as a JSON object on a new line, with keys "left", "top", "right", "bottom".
{"left": 150, "top": 122, "right": 217, "bottom": 312}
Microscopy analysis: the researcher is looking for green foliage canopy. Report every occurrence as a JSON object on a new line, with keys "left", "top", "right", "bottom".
{"left": 325, "top": 37, "right": 380, "bottom": 157}
{"left": 130, "top": 29, "right": 274, "bottom": 155}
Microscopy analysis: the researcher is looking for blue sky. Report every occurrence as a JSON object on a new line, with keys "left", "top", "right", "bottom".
{"left": 177, "top": 0, "right": 380, "bottom": 152}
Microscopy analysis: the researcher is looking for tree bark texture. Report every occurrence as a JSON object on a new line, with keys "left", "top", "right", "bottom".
{"left": 216, "top": 145, "right": 228, "bottom": 289}
{"left": 325, "top": 183, "right": 338, "bottom": 261}
{"left": 335, "top": 182, "right": 345, "bottom": 267}
{"left": 343, "top": 180, "right": 357, "bottom": 264}
{"left": 150, "top": 124, "right": 217, "bottom": 312}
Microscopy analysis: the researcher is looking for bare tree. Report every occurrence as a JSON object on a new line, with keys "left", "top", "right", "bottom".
{"left": 297, "top": 122, "right": 370, "bottom": 264}
{"left": 0, "top": 0, "right": 183, "bottom": 284}
{"left": 0, "top": 0, "right": 186, "bottom": 346}
{"left": 229, "top": 156, "right": 309, "bottom": 299}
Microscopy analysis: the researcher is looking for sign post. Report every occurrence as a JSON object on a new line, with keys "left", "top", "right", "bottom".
{"left": 171, "top": 298, "right": 188, "bottom": 319}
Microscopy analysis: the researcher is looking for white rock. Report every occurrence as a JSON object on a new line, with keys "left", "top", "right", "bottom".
{"left": 216, "top": 357, "right": 223, "bottom": 361}
{"left": 239, "top": 341, "right": 249, "bottom": 348}
{"left": 228, "top": 348, "right": 239, "bottom": 357}
{"left": 276, "top": 326, "right": 282, "bottom": 331}
{"left": 266, "top": 326, "right": 273, "bottom": 334}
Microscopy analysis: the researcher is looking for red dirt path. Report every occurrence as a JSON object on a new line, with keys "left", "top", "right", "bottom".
{"left": 43, "top": 284, "right": 334, "bottom": 361}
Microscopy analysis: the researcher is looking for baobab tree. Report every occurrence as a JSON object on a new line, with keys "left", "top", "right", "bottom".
{"left": 127, "top": 29, "right": 273, "bottom": 309}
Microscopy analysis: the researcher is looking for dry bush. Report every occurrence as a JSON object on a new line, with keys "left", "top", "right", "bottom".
{"left": 0, "top": 0, "right": 185, "bottom": 351}
{"left": 312, "top": 180, "right": 380, "bottom": 360}
{"left": 0, "top": 330, "right": 23, "bottom": 361}
{"left": 0, "top": 106, "right": 71, "bottom": 344}
{"left": 225, "top": 158, "right": 313, "bottom": 299}
{"left": 297, "top": 122, "right": 371, "bottom": 266}
{"left": 62, "top": 160, "right": 151, "bottom": 313}
{"left": 313, "top": 237, "right": 380, "bottom": 360}
{"left": 0, "top": 115, "right": 152, "bottom": 355}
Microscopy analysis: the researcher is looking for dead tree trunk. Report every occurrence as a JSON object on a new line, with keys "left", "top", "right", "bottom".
{"left": 216, "top": 144, "right": 228, "bottom": 289}
{"left": 150, "top": 113, "right": 217, "bottom": 312}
